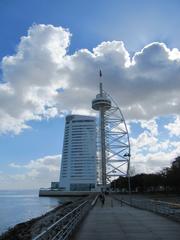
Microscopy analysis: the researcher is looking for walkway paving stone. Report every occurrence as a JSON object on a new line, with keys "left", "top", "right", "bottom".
{"left": 72, "top": 195, "right": 180, "bottom": 240}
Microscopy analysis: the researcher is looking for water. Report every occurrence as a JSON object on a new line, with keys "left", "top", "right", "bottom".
{"left": 0, "top": 189, "right": 64, "bottom": 234}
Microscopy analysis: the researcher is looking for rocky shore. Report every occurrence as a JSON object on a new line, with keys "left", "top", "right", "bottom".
{"left": 0, "top": 196, "right": 90, "bottom": 240}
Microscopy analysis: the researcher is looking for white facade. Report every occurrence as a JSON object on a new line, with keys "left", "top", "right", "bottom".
{"left": 59, "top": 115, "right": 97, "bottom": 191}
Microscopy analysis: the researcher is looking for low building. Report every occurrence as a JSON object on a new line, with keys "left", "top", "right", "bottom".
{"left": 51, "top": 182, "right": 59, "bottom": 189}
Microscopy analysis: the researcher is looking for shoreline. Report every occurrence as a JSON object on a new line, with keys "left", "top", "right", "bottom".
{"left": 0, "top": 196, "right": 87, "bottom": 240}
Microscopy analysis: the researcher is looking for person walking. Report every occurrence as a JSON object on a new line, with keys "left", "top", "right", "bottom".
{"left": 100, "top": 193, "right": 105, "bottom": 207}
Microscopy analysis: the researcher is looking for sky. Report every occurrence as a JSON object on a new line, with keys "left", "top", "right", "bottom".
{"left": 0, "top": 0, "right": 180, "bottom": 189}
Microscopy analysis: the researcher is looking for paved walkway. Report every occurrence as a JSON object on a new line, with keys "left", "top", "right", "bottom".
{"left": 72, "top": 195, "right": 180, "bottom": 240}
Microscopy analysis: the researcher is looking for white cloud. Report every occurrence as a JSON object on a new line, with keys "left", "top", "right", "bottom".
{"left": 130, "top": 125, "right": 180, "bottom": 174}
{"left": 139, "top": 118, "right": 158, "bottom": 136}
{"left": 131, "top": 130, "right": 157, "bottom": 151}
{"left": 164, "top": 116, "right": 180, "bottom": 136}
{"left": 11, "top": 154, "right": 60, "bottom": 171}
{"left": 131, "top": 149, "right": 172, "bottom": 174}
{"left": 0, "top": 24, "right": 71, "bottom": 134}
{"left": 0, "top": 24, "right": 180, "bottom": 134}
{"left": 0, "top": 154, "right": 61, "bottom": 189}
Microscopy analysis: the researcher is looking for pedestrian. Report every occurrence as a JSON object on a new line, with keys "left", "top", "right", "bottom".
{"left": 100, "top": 193, "right": 105, "bottom": 207}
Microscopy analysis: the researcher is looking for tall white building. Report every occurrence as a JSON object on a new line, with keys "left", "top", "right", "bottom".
{"left": 59, "top": 115, "right": 97, "bottom": 191}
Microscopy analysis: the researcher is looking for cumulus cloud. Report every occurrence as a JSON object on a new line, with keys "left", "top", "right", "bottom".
{"left": 164, "top": 115, "right": 180, "bottom": 136}
{"left": 0, "top": 24, "right": 71, "bottom": 134}
{"left": 0, "top": 24, "right": 180, "bottom": 134}
{"left": 132, "top": 131, "right": 157, "bottom": 151}
{"left": 0, "top": 154, "right": 61, "bottom": 189}
{"left": 139, "top": 118, "right": 158, "bottom": 136}
{"left": 130, "top": 127, "right": 180, "bottom": 174}
{"left": 9, "top": 154, "right": 60, "bottom": 171}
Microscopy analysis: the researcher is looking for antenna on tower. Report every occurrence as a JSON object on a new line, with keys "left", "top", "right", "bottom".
{"left": 99, "top": 69, "right": 103, "bottom": 96}
{"left": 99, "top": 69, "right": 102, "bottom": 78}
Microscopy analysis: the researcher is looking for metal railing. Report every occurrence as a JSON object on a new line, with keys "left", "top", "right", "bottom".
{"left": 113, "top": 196, "right": 178, "bottom": 216}
{"left": 127, "top": 199, "right": 176, "bottom": 215}
{"left": 33, "top": 195, "right": 99, "bottom": 240}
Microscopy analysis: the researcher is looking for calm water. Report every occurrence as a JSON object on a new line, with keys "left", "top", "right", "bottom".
{"left": 0, "top": 189, "right": 64, "bottom": 234}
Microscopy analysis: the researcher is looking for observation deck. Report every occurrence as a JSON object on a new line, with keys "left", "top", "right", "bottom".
{"left": 92, "top": 93, "right": 111, "bottom": 111}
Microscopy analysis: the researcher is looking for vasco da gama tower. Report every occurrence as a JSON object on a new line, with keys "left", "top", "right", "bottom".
{"left": 59, "top": 115, "right": 97, "bottom": 191}
{"left": 59, "top": 72, "right": 131, "bottom": 192}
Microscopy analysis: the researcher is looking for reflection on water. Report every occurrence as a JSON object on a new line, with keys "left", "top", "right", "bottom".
{"left": 0, "top": 190, "right": 79, "bottom": 234}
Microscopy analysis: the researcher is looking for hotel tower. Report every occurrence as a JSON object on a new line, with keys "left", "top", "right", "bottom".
{"left": 59, "top": 115, "right": 97, "bottom": 191}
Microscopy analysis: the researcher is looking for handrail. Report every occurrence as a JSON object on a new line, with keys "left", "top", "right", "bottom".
{"left": 32, "top": 200, "right": 89, "bottom": 240}
{"left": 91, "top": 194, "right": 99, "bottom": 206}
{"left": 130, "top": 199, "right": 176, "bottom": 215}
{"left": 113, "top": 196, "right": 177, "bottom": 216}
{"left": 33, "top": 195, "right": 98, "bottom": 240}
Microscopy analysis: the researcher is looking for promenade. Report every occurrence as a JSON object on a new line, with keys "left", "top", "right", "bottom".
{"left": 72, "top": 195, "right": 180, "bottom": 240}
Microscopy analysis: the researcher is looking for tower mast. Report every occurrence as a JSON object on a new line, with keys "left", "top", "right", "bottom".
{"left": 92, "top": 70, "right": 111, "bottom": 187}
{"left": 92, "top": 70, "right": 131, "bottom": 193}
{"left": 99, "top": 71, "right": 107, "bottom": 187}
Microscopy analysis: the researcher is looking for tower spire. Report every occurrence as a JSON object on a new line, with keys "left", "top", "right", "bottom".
{"left": 92, "top": 70, "right": 111, "bottom": 188}
{"left": 99, "top": 69, "right": 102, "bottom": 78}
{"left": 92, "top": 71, "right": 131, "bottom": 193}
{"left": 99, "top": 69, "right": 103, "bottom": 96}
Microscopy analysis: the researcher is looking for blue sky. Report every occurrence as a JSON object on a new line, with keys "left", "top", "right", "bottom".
{"left": 1, "top": 0, "right": 180, "bottom": 57}
{"left": 0, "top": 0, "right": 180, "bottom": 189}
